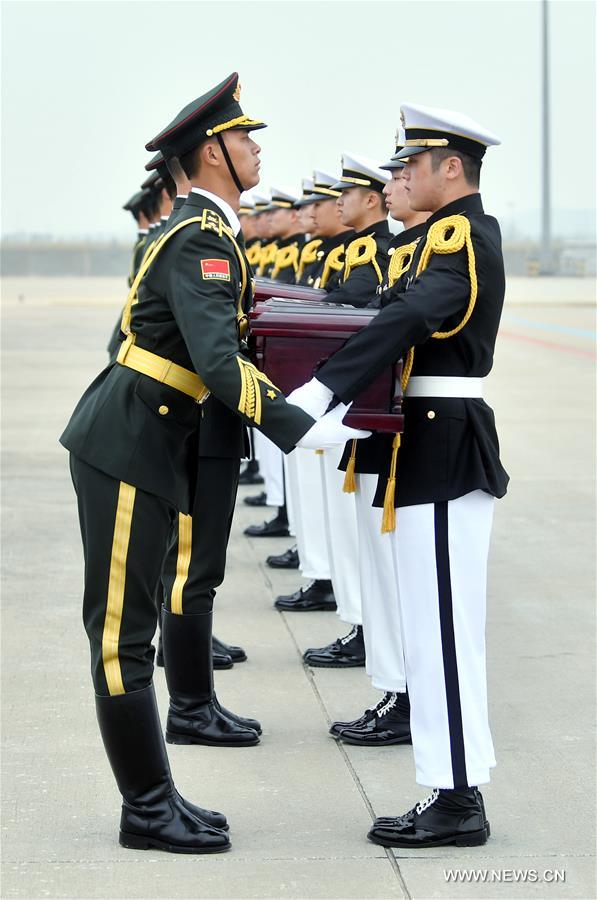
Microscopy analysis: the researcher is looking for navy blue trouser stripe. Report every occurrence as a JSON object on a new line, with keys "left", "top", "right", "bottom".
{"left": 434, "top": 501, "right": 468, "bottom": 788}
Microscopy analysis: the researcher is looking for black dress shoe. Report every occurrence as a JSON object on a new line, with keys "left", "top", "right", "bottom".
{"left": 238, "top": 465, "right": 264, "bottom": 485}
{"left": 214, "top": 698, "right": 262, "bottom": 735}
{"left": 274, "top": 580, "right": 336, "bottom": 611}
{"left": 213, "top": 649, "right": 234, "bottom": 670}
{"left": 266, "top": 546, "right": 300, "bottom": 569}
{"left": 244, "top": 491, "right": 267, "bottom": 507}
{"left": 329, "top": 692, "right": 393, "bottom": 738}
{"left": 368, "top": 788, "right": 490, "bottom": 848}
{"left": 213, "top": 634, "right": 247, "bottom": 663}
{"left": 244, "top": 513, "right": 290, "bottom": 537}
{"left": 338, "top": 691, "right": 411, "bottom": 745}
{"left": 304, "top": 625, "right": 365, "bottom": 667}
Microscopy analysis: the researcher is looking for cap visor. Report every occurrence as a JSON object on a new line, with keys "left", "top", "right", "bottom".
{"left": 380, "top": 158, "right": 406, "bottom": 171}
{"left": 330, "top": 180, "right": 358, "bottom": 192}
{"left": 393, "top": 145, "right": 430, "bottom": 160}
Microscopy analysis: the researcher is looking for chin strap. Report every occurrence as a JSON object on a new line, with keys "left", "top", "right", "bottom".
{"left": 216, "top": 133, "right": 245, "bottom": 193}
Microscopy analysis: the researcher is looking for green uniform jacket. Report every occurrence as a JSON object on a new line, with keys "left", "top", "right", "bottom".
{"left": 61, "top": 193, "right": 313, "bottom": 513}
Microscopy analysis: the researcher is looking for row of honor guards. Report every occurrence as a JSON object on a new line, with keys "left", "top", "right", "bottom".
{"left": 63, "top": 70, "right": 508, "bottom": 854}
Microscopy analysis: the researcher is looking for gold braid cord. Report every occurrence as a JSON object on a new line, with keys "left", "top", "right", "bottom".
{"left": 342, "top": 235, "right": 383, "bottom": 284}
{"left": 296, "top": 238, "right": 323, "bottom": 282}
{"left": 271, "top": 244, "right": 299, "bottom": 280}
{"left": 246, "top": 241, "right": 262, "bottom": 267}
{"left": 341, "top": 235, "right": 385, "bottom": 494}
{"left": 320, "top": 244, "right": 345, "bottom": 289}
{"left": 257, "top": 242, "right": 278, "bottom": 276}
{"left": 381, "top": 214, "right": 478, "bottom": 534}
{"left": 236, "top": 358, "right": 280, "bottom": 425}
{"left": 387, "top": 239, "right": 420, "bottom": 288}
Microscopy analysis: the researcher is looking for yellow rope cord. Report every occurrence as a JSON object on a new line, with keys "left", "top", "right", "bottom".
{"left": 387, "top": 239, "right": 420, "bottom": 288}
{"left": 296, "top": 238, "right": 323, "bottom": 282}
{"left": 343, "top": 235, "right": 383, "bottom": 284}
{"left": 271, "top": 244, "right": 300, "bottom": 280}
{"left": 320, "top": 244, "right": 346, "bottom": 289}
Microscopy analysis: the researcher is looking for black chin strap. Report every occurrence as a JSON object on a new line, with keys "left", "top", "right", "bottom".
{"left": 216, "top": 133, "right": 245, "bottom": 193}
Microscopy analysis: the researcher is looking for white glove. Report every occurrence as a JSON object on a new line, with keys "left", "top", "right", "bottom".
{"left": 286, "top": 378, "right": 334, "bottom": 419}
{"left": 296, "top": 403, "right": 371, "bottom": 450}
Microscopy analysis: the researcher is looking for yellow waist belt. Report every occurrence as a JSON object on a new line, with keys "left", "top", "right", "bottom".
{"left": 116, "top": 334, "right": 210, "bottom": 404}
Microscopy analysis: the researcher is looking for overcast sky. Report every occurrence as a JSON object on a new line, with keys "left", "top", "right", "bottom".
{"left": 1, "top": 0, "right": 595, "bottom": 240}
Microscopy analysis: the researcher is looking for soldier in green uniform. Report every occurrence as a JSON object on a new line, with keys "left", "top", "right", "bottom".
{"left": 61, "top": 72, "right": 366, "bottom": 854}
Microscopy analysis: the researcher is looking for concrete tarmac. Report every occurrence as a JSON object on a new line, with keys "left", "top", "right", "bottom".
{"left": 1, "top": 292, "right": 595, "bottom": 899}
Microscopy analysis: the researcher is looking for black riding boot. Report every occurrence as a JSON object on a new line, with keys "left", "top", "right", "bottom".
{"left": 95, "top": 685, "right": 230, "bottom": 853}
{"left": 162, "top": 608, "right": 261, "bottom": 746}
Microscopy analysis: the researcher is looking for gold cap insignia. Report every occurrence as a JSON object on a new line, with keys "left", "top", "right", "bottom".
{"left": 233, "top": 82, "right": 242, "bottom": 102}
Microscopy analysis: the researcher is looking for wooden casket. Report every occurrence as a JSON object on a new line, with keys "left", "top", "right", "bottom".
{"left": 248, "top": 298, "right": 404, "bottom": 433}
{"left": 253, "top": 277, "right": 326, "bottom": 304}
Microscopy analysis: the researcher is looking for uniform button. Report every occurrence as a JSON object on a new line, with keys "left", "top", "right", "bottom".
{"left": 158, "top": 405, "right": 169, "bottom": 415}
{"left": 427, "top": 410, "right": 436, "bottom": 419}
{"left": 388, "top": 247, "right": 395, "bottom": 255}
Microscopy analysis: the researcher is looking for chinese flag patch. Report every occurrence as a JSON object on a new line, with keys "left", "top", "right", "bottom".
{"left": 201, "top": 258, "right": 231, "bottom": 281}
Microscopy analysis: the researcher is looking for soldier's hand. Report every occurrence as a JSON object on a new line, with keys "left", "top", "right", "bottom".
{"left": 286, "top": 378, "right": 334, "bottom": 418}
{"left": 296, "top": 403, "right": 371, "bottom": 450}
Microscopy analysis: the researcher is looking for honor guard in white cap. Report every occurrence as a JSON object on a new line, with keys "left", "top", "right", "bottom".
{"left": 243, "top": 191, "right": 270, "bottom": 269}
{"left": 329, "top": 127, "right": 431, "bottom": 736}
{"left": 295, "top": 170, "right": 354, "bottom": 288}
{"left": 269, "top": 186, "right": 306, "bottom": 283}
{"left": 322, "top": 152, "right": 392, "bottom": 305}
{"left": 288, "top": 103, "right": 508, "bottom": 849}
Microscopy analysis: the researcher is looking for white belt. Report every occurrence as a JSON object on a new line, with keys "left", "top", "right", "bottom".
{"left": 405, "top": 376, "right": 484, "bottom": 398}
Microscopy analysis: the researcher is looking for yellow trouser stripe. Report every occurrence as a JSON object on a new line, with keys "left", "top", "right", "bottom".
{"left": 171, "top": 513, "right": 193, "bottom": 614}
{"left": 102, "top": 482, "right": 136, "bottom": 695}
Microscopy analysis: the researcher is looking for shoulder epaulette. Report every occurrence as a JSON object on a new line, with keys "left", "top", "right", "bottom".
{"left": 200, "top": 208, "right": 225, "bottom": 237}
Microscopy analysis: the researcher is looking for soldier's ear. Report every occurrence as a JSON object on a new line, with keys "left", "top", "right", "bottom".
{"left": 200, "top": 138, "right": 220, "bottom": 169}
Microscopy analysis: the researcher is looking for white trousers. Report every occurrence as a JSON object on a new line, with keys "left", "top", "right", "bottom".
{"left": 355, "top": 474, "right": 405, "bottom": 691}
{"left": 389, "top": 490, "right": 496, "bottom": 788}
{"left": 319, "top": 448, "right": 362, "bottom": 626}
{"left": 253, "top": 430, "right": 285, "bottom": 508}
{"left": 284, "top": 450, "right": 330, "bottom": 580}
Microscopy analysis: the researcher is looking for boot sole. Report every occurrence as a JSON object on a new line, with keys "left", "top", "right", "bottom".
{"left": 304, "top": 659, "right": 365, "bottom": 668}
{"left": 339, "top": 733, "right": 412, "bottom": 746}
{"left": 368, "top": 826, "right": 489, "bottom": 848}
{"left": 120, "top": 830, "right": 231, "bottom": 854}
{"left": 275, "top": 605, "right": 337, "bottom": 612}
{"left": 213, "top": 661, "right": 234, "bottom": 670}
{"left": 166, "top": 731, "right": 260, "bottom": 747}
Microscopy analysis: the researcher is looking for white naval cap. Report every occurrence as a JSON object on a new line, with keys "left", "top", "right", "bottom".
{"left": 267, "top": 185, "right": 300, "bottom": 209}
{"left": 251, "top": 191, "right": 271, "bottom": 212}
{"left": 296, "top": 169, "right": 341, "bottom": 206}
{"left": 381, "top": 126, "right": 407, "bottom": 171}
{"left": 239, "top": 192, "right": 255, "bottom": 214}
{"left": 394, "top": 102, "right": 501, "bottom": 160}
{"left": 332, "top": 152, "right": 391, "bottom": 193}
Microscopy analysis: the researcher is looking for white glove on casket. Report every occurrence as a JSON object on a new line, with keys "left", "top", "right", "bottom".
{"left": 296, "top": 403, "right": 371, "bottom": 451}
{"left": 286, "top": 378, "right": 334, "bottom": 419}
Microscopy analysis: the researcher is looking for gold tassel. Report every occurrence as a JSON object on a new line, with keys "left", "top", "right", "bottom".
{"left": 381, "top": 434, "right": 401, "bottom": 534}
{"left": 342, "top": 439, "right": 358, "bottom": 493}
